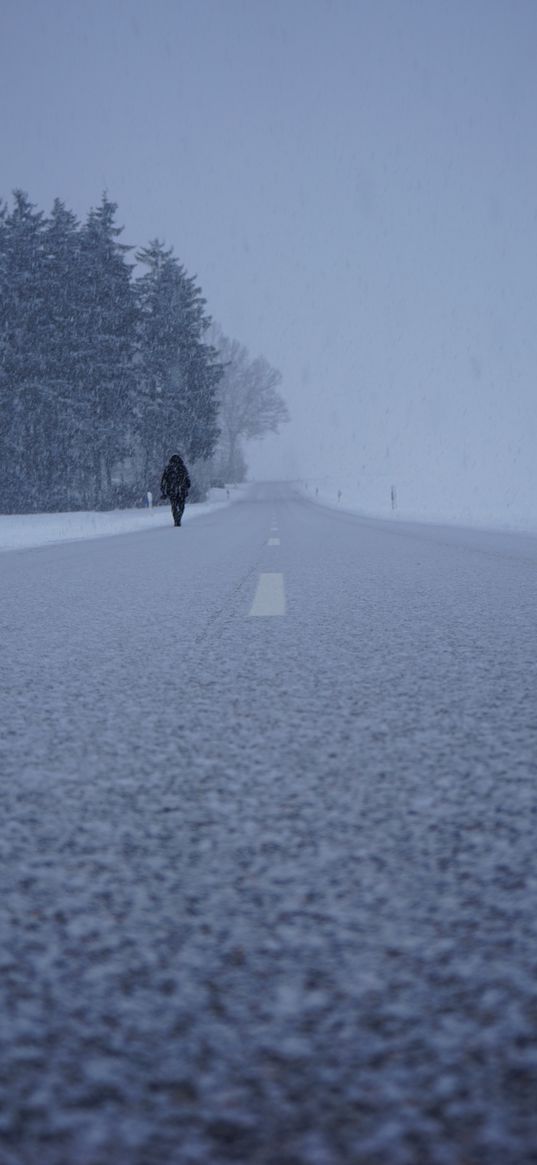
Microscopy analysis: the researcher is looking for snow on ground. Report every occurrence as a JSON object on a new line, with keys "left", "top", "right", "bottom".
{"left": 0, "top": 488, "right": 239, "bottom": 552}
{"left": 299, "top": 474, "right": 537, "bottom": 535}
{"left": 2, "top": 486, "right": 537, "bottom": 1163}
{"left": 2, "top": 484, "right": 537, "bottom": 1163}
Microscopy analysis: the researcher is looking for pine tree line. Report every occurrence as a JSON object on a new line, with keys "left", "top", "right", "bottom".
{"left": 0, "top": 191, "right": 223, "bottom": 512}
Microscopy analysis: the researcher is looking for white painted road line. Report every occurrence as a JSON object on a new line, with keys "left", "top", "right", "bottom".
{"left": 249, "top": 573, "right": 286, "bottom": 617}
{"left": 268, "top": 537, "right": 280, "bottom": 545}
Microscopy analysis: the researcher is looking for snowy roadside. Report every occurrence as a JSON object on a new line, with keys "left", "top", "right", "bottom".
{"left": 298, "top": 477, "right": 537, "bottom": 537}
{"left": 0, "top": 487, "right": 239, "bottom": 552}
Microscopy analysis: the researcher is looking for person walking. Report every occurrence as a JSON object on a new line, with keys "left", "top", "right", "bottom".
{"left": 160, "top": 454, "right": 191, "bottom": 527}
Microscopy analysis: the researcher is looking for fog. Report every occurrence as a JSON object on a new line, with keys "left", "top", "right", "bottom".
{"left": 2, "top": 0, "right": 536, "bottom": 526}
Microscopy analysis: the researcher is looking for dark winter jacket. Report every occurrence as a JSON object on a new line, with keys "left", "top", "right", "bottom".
{"left": 160, "top": 455, "right": 191, "bottom": 501}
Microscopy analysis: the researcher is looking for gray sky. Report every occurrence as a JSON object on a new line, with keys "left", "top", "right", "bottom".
{"left": 2, "top": 0, "right": 537, "bottom": 520}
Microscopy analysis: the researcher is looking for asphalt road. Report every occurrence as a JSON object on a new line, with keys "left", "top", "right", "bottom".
{"left": 2, "top": 484, "right": 537, "bottom": 1165}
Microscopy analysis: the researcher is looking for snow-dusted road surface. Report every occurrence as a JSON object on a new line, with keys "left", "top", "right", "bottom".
{"left": 2, "top": 484, "right": 537, "bottom": 1165}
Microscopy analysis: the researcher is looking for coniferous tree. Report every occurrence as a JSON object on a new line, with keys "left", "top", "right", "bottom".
{"left": 0, "top": 191, "right": 50, "bottom": 509}
{"left": 133, "top": 241, "right": 181, "bottom": 482}
{"left": 40, "top": 199, "right": 87, "bottom": 506}
{"left": 0, "top": 199, "right": 8, "bottom": 499}
{"left": 134, "top": 240, "right": 221, "bottom": 493}
{"left": 78, "top": 195, "right": 137, "bottom": 507}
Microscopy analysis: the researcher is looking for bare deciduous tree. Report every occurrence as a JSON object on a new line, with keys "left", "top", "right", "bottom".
{"left": 211, "top": 327, "right": 289, "bottom": 482}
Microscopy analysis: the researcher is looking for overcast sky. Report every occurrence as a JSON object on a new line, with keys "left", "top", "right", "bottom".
{"left": 2, "top": 0, "right": 537, "bottom": 520}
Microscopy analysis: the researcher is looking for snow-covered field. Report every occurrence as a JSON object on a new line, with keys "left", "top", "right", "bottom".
{"left": 0, "top": 488, "right": 236, "bottom": 552}
{"left": 299, "top": 475, "right": 537, "bottom": 535}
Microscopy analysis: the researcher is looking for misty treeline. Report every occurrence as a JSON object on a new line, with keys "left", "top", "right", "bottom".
{"left": 0, "top": 191, "right": 288, "bottom": 512}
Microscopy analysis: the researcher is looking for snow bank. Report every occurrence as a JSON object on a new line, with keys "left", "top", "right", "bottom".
{"left": 0, "top": 488, "right": 237, "bottom": 552}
